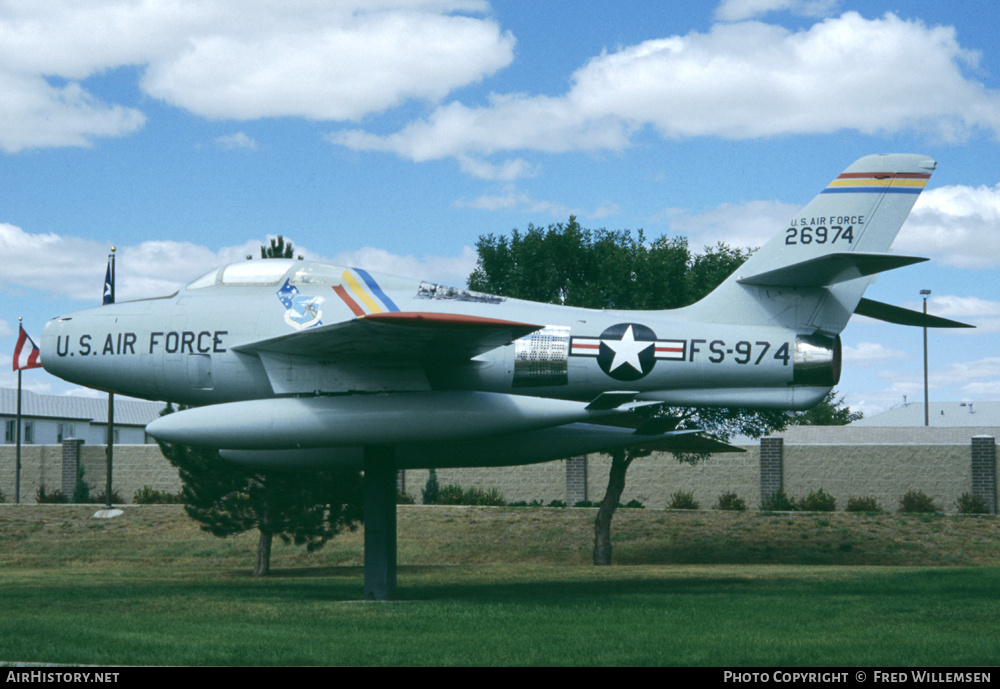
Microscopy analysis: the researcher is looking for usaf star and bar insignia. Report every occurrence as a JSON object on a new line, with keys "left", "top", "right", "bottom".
{"left": 570, "top": 323, "right": 684, "bottom": 381}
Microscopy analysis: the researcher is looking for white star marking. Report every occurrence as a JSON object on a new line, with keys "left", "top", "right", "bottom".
{"left": 604, "top": 325, "right": 654, "bottom": 373}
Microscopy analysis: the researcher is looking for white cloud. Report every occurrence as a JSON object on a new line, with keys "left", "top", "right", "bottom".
{"left": 842, "top": 342, "right": 910, "bottom": 365}
{"left": 850, "top": 371, "right": 924, "bottom": 414}
{"left": 215, "top": 132, "right": 259, "bottom": 150}
{"left": 454, "top": 188, "right": 574, "bottom": 217}
{"left": 932, "top": 357, "right": 1000, "bottom": 397}
{"left": 456, "top": 155, "right": 538, "bottom": 181}
{"left": 0, "top": 73, "right": 145, "bottom": 153}
{"left": 920, "top": 295, "right": 1000, "bottom": 333}
{"left": 960, "top": 380, "right": 1000, "bottom": 396}
{"left": 591, "top": 203, "right": 621, "bottom": 219}
{"left": 907, "top": 294, "right": 1000, "bottom": 335}
{"left": 0, "top": 222, "right": 478, "bottom": 301}
{"left": 0, "top": 1, "right": 513, "bottom": 151}
{"left": 925, "top": 295, "right": 1000, "bottom": 318}
{"left": 327, "top": 246, "right": 478, "bottom": 286}
{"left": 898, "top": 183, "right": 1000, "bottom": 269}
{"left": 891, "top": 295, "right": 1000, "bottom": 333}
{"left": 846, "top": 357, "right": 1000, "bottom": 406}
{"left": 658, "top": 200, "right": 799, "bottom": 250}
{"left": 140, "top": 4, "right": 514, "bottom": 121}
{"left": 329, "top": 94, "right": 631, "bottom": 160}
{"left": 63, "top": 387, "right": 104, "bottom": 399}
{"left": 452, "top": 186, "right": 618, "bottom": 221}
{"left": 0, "top": 222, "right": 262, "bottom": 301}
{"left": 715, "top": 0, "right": 838, "bottom": 22}
{"left": 330, "top": 12, "right": 1000, "bottom": 167}
{"left": 666, "top": 180, "right": 1000, "bottom": 274}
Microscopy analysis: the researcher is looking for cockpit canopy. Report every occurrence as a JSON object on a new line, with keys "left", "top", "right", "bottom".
{"left": 185, "top": 260, "right": 420, "bottom": 293}
{"left": 186, "top": 259, "right": 299, "bottom": 289}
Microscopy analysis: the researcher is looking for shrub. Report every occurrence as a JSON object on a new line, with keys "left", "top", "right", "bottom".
{"left": 898, "top": 490, "right": 938, "bottom": 513}
{"left": 623, "top": 499, "right": 645, "bottom": 509}
{"left": 760, "top": 491, "right": 797, "bottom": 512}
{"left": 133, "top": 486, "right": 183, "bottom": 504}
{"left": 422, "top": 469, "right": 440, "bottom": 505}
{"left": 956, "top": 492, "right": 989, "bottom": 515}
{"left": 846, "top": 496, "right": 883, "bottom": 513}
{"left": 36, "top": 487, "right": 69, "bottom": 504}
{"left": 574, "top": 500, "right": 597, "bottom": 507}
{"left": 427, "top": 484, "right": 506, "bottom": 506}
{"left": 465, "top": 486, "right": 506, "bottom": 506}
{"left": 798, "top": 489, "right": 836, "bottom": 512}
{"left": 715, "top": 491, "right": 746, "bottom": 511}
{"left": 396, "top": 491, "right": 415, "bottom": 505}
{"left": 547, "top": 500, "right": 566, "bottom": 508}
{"left": 72, "top": 464, "right": 90, "bottom": 504}
{"left": 434, "top": 484, "right": 465, "bottom": 505}
{"left": 667, "top": 490, "right": 699, "bottom": 510}
{"left": 90, "top": 489, "right": 124, "bottom": 505}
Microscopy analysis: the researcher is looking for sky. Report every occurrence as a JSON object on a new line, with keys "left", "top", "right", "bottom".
{"left": 1, "top": 0, "right": 998, "bottom": 418}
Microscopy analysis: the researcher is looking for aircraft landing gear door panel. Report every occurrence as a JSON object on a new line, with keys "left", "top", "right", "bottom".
{"left": 187, "top": 353, "right": 213, "bottom": 390}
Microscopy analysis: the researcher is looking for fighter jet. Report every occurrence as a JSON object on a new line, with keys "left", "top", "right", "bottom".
{"left": 41, "top": 154, "right": 967, "bottom": 469}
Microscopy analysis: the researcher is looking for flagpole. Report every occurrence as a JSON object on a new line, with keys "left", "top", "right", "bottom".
{"left": 105, "top": 248, "right": 116, "bottom": 510}
{"left": 15, "top": 318, "right": 22, "bottom": 504}
{"left": 13, "top": 318, "right": 41, "bottom": 505}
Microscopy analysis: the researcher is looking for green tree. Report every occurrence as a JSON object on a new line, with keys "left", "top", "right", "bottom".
{"left": 158, "top": 404, "right": 363, "bottom": 576}
{"left": 790, "top": 390, "right": 862, "bottom": 426}
{"left": 72, "top": 462, "right": 90, "bottom": 504}
{"left": 247, "top": 235, "right": 303, "bottom": 261}
{"left": 469, "top": 217, "right": 788, "bottom": 565}
{"left": 160, "top": 237, "right": 352, "bottom": 575}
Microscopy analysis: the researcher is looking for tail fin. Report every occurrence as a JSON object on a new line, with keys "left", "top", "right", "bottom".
{"left": 685, "top": 153, "right": 936, "bottom": 333}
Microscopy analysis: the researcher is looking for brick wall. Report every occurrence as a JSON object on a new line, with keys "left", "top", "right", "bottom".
{"left": 398, "top": 435, "right": 995, "bottom": 513}
{"left": 2, "top": 432, "right": 996, "bottom": 512}
{"left": 972, "top": 436, "right": 997, "bottom": 514}
{"left": 760, "top": 438, "right": 783, "bottom": 502}
{"left": 1, "top": 443, "right": 181, "bottom": 504}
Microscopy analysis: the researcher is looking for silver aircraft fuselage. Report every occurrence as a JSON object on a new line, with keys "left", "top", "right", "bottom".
{"left": 40, "top": 154, "right": 955, "bottom": 467}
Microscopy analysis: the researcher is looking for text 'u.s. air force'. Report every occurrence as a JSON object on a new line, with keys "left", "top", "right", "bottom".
{"left": 54, "top": 331, "right": 228, "bottom": 357}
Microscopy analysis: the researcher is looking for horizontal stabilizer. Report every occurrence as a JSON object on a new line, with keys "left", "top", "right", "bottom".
{"left": 855, "top": 298, "right": 975, "bottom": 328}
{"left": 737, "top": 252, "right": 928, "bottom": 288}
{"left": 585, "top": 413, "right": 695, "bottom": 436}
{"left": 634, "top": 416, "right": 683, "bottom": 435}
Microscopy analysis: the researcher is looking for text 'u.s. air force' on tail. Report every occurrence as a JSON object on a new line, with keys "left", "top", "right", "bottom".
{"left": 40, "top": 154, "right": 971, "bottom": 599}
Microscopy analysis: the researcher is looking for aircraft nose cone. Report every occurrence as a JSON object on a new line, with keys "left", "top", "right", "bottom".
{"left": 39, "top": 316, "right": 69, "bottom": 374}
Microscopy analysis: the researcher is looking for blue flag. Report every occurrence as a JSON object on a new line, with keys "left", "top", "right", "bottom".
{"left": 103, "top": 258, "right": 114, "bottom": 305}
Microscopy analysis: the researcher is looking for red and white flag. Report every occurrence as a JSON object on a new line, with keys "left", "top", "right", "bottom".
{"left": 13, "top": 325, "right": 41, "bottom": 371}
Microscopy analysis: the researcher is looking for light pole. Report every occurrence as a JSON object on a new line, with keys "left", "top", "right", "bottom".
{"left": 921, "top": 289, "right": 931, "bottom": 426}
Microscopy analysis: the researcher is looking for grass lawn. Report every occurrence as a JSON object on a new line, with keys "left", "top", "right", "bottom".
{"left": 1, "top": 505, "right": 998, "bottom": 666}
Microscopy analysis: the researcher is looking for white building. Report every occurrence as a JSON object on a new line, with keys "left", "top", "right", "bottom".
{"left": 851, "top": 401, "right": 1000, "bottom": 428}
{"left": 1, "top": 388, "right": 164, "bottom": 446}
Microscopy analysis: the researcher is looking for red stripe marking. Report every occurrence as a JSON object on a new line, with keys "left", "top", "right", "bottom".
{"left": 361, "top": 311, "right": 541, "bottom": 330}
{"left": 332, "top": 284, "right": 366, "bottom": 317}
{"left": 835, "top": 172, "right": 931, "bottom": 180}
